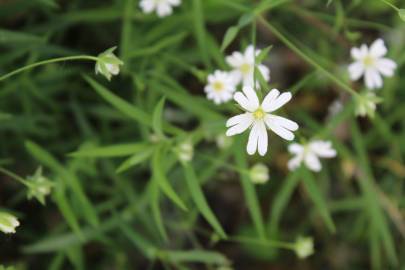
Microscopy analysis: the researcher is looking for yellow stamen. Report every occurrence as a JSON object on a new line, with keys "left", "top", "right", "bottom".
{"left": 240, "top": 63, "right": 251, "bottom": 75}
{"left": 212, "top": 81, "right": 224, "bottom": 92}
{"left": 363, "top": 55, "right": 375, "bottom": 67}
{"left": 253, "top": 108, "right": 265, "bottom": 119}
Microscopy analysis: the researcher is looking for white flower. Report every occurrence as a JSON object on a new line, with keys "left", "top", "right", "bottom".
{"left": 348, "top": 39, "right": 397, "bottom": 89}
{"left": 355, "top": 91, "right": 382, "bottom": 118}
{"left": 328, "top": 99, "right": 343, "bottom": 117}
{"left": 205, "top": 70, "right": 237, "bottom": 104}
{"left": 249, "top": 163, "right": 269, "bottom": 184}
{"left": 139, "top": 0, "right": 181, "bottom": 17}
{"left": 95, "top": 47, "right": 124, "bottom": 81}
{"left": 226, "top": 86, "right": 298, "bottom": 156}
{"left": 226, "top": 45, "right": 270, "bottom": 87}
{"left": 176, "top": 140, "right": 193, "bottom": 162}
{"left": 294, "top": 236, "right": 314, "bottom": 259}
{"left": 288, "top": 140, "right": 336, "bottom": 172}
{"left": 0, "top": 212, "right": 20, "bottom": 234}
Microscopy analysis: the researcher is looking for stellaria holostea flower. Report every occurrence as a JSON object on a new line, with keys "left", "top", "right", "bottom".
{"left": 95, "top": 47, "right": 123, "bottom": 81}
{"left": 294, "top": 236, "right": 314, "bottom": 259}
{"left": 0, "top": 212, "right": 19, "bottom": 234}
{"left": 226, "top": 45, "right": 270, "bottom": 87}
{"left": 249, "top": 163, "right": 269, "bottom": 184}
{"left": 205, "top": 70, "right": 237, "bottom": 104}
{"left": 355, "top": 91, "right": 382, "bottom": 118}
{"left": 140, "top": 0, "right": 181, "bottom": 17}
{"left": 288, "top": 140, "right": 336, "bottom": 172}
{"left": 226, "top": 86, "right": 298, "bottom": 156}
{"left": 348, "top": 39, "right": 397, "bottom": 89}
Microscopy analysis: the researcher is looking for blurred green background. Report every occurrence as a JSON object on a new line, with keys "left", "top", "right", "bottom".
{"left": 0, "top": 0, "right": 405, "bottom": 269}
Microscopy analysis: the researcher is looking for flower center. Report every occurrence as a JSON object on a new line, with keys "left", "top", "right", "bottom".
{"left": 240, "top": 63, "right": 252, "bottom": 75}
{"left": 363, "top": 55, "right": 375, "bottom": 67}
{"left": 253, "top": 108, "right": 265, "bottom": 120}
{"left": 212, "top": 81, "right": 224, "bottom": 92}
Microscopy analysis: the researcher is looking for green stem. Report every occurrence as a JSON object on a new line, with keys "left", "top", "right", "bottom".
{"left": 230, "top": 236, "right": 296, "bottom": 250}
{"left": 380, "top": 0, "right": 399, "bottom": 11}
{"left": 0, "top": 55, "right": 99, "bottom": 82}
{"left": 0, "top": 167, "right": 30, "bottom": 186}
{"left": 258, "top": 16, "right": 358, "bottom": 97}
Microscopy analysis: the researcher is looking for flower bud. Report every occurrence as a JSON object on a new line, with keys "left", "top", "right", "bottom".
{"left": 95, "top": 47, "right": 124, "bottom": 81}
{"left": 176, "top": 141, "right": 194, "bottom": 162}
{"left": 27, "top": 167, "right": 53, "bottom": 205}
{"left": 294, "top": 236, "right": 314, "bottom": 259}
{"left": 355, "top": 91, "right": 382, "bottom": 118}
{"left": 249, "top": 163, "right": 269, "bottom": 184}
{"left": 0, "top": 212, "right": 20, "bottom": 234}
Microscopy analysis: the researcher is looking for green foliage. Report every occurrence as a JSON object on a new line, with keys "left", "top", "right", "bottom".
{"left": 0, "top": 0, "right": 404, "bottom": 269}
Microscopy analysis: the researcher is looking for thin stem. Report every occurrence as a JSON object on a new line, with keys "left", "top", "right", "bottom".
{"left": 258, "top": 16, "right": 359, "bottom": 97}
{"left": 380, "top": 0, "right": 399, "bottom": 11}
{"left": 229, "top": 236, "right": 296, "bottom": 250}
{"left": 0, "top": 55, "right": 99, "bottom": 82}
{"left": 0, "top": 167, "right": 29, "bottom": 186}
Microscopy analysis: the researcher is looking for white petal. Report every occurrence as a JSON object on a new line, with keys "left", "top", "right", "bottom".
{"left": 168, "top": 0, "right": 181, "bottom": 6}
{"left": 247, "top": 121, "right": 260, "bottom": 155}
{"left": 309, "top": 141, "right": 337, "bottom": 158}
{"left": 288, "top": 155, "right": 303, "bottom": 171}
{"left": 261, "top": 89, "right": 280, "bottom": 112}
{"left": 376, "top": 58, "right": 397, "bottom": 77}
{"left": 258, "top": 64, "right": 270, "bottom": 82}
{"left": 369, "top": 39, "right": 387, "bottom": 58}
{"left": 348, "top": 62, "right": 364, "bottom": 81}
{"left": 263, "top": 91, "right": 292, "bottom": 112}
{"left": 242, "top": 86, "right": 259, "bottom": 109}
{"left": 226, "top": 52, "right": 244, "bottom": 68}
{"left": 268, "top": 115, "right": 298, "bottom": 131}
{"left": 351, "top": 46, "right": 367, "bottom": 60}
{"left": 304, "top": 153, "right": 322, "bottom": 172}
{"left": 226, "top": 113, "right": 254, "bottom": 136}
{"left": 365, "top": 68, "right": 382, "bottom": 89}
{"left": 265, "top": 115, "right": 295, "bottom": 141}
{"left": 234, "top": 92, "right": 256, "bottom": 112}
{"left": 157, "top": 3, "right": 172, "bottom": 17}
{"left": 244, "top": 45, "right": 255, "bottom": 59}
{"left": 140, "top": 0, "right": 155, "bottom": 13}
{"left": 257, "top": 121, "right": 268, "bottom": 156}
{"left": 288, "top": 143, "right": 304, "bottom": 154}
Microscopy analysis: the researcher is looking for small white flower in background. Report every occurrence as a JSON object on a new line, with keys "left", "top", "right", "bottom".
{"left": 139, "top": 0, "right": 181, "bottom": 17}
{"left": 0, "top": 212, "right": 20, "bottom": 234}
{"left": 294, "top": 236, "right": 314, "bottom": 259}
{"left": 226, "top": 45, "right": 270, "bottom": 87}
{"left": 226, "top": 86, "right": 298, "bottom": 156}
{"left": 26, "top": 167, "right": 53, "bottom": 205}
{"left": 176, "top": 140, "right": 193, "bottom": 162}
{"left": 249, "top": 163, "right": 269, "bottom": 184}
{"left": 205, "top": 70, "right": 237, "bottom": 104}
{"left": 95, "top": 47, "right": 124, "bottom": 81}
{"left": 288, "top": 140, "right": 336, "bottom": 172}
{"left": 328, "top": 99, "right": 343, "bottom": 117}
{"left": 216, "top": 134, "right": 233, "bottom": 149}
{"left": 348, "top": 39, "right": 397, "bottom": 90}
{"left": 355, "top": 91, "right": 382, "bottom": 118}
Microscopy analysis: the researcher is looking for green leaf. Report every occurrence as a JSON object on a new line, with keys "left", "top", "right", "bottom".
{"left": 149, "top": 181, "right": 168, "bottom": 242}
{"left": 399, "top": 9, "right": 405, "bottom": 21}
{"left": 220, "top": 26, "right": 239, "bottom": 52}
{"left": 301, "top": 168, "right": 336, "bottom": 233}
{"left": 238, "top": 13, "right": 254, "bottom": 27}
{"left": 164, "top": 250, "right": 229, "bottom": 265}
{"left": 152, "top": 147, "right": 188, "bottom": 211}
{"left": 70, "top": 143, "right": 148, "bottom": 158}
{"left": 182, "top": 162, "right": 227, "bottom": 239}
{"left": 84, "top": 76, "right": 151, "bottom": 126}
{"left": 116, "top": 147, "right": 155, "bottom": 173}
{"left": 255, "top": 45, "right": 272, "bottom": 63}
{"left": 25, "top": 141, "right": 99, "bottom": 228}
{"left": 153, "top": 97, "right": 166, "bottom": 138}
{"left": 234, "top": 138, "right": 266, "bottom": 240}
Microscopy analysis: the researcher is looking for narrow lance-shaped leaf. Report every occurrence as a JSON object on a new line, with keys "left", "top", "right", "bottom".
{"left": 182, "top": 162, "right": 227, "bottom": 239}
{"left": 153, "top": 97, "right": 166, "bottom": 139}
{"left": 301, "top": 168, "right": 336, "bottom": 233}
